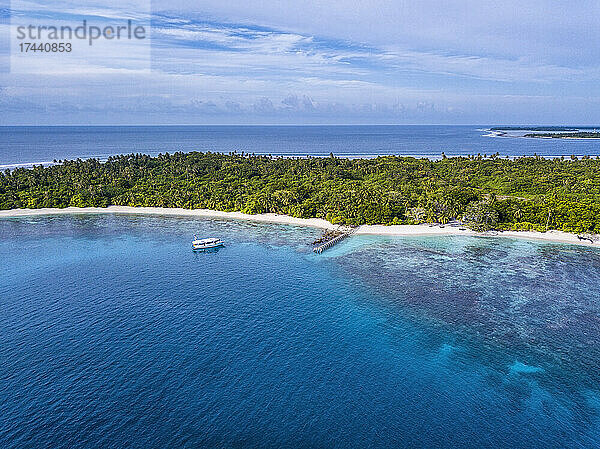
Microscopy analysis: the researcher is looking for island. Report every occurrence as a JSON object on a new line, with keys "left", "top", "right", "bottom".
{"left": 491, "top": 126, "right": 581, "bottom": 132}
{"left": 1, "top": 152, "right": 600, "bottom": 235}
{"left": 524, "top": 132, "right": 600, "bottom": 139}
{"left": 487, "top": 126, "right": 600, "bottom": 139}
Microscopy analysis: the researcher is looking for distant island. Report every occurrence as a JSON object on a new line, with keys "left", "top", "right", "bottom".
{"left": 491, "top": 126, "right": 581, "bottom": 132}
{"left": 524, "top": 132, "right": 600, "bottom": 139}
{"left": 487, "top": 126, "right": 600, "bottom": 139}
{"left": 1, "top": 152, "right": 600, "bottom": 234}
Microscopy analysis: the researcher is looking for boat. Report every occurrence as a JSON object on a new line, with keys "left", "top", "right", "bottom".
{"left": 192, "top": 236, "right": 224, "bottom": 250}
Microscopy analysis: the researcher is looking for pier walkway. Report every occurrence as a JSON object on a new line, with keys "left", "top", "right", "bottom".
{"left": 313, "top": 227, "right": 356, "bottom": 254}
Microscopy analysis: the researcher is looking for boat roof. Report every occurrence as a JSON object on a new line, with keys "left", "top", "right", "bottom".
{"left": 193, "top": 238, "right": 221, "bottom": 244}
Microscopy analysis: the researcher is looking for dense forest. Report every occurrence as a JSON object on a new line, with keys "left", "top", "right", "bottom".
{"left": 492, "top": 126, "right": 580, "bottom": 131}
{"left": 2, "top": 152, "right": 600, "bottom": 233}
{"left": 524, "top": 132, "right": 600, "bottom": 139}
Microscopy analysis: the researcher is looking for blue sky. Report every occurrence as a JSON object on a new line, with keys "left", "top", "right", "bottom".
{"left": 1, "top": 0, "right": 599, "bottom": 125}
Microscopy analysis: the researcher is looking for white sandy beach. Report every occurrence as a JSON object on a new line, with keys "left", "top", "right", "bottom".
{"left": 0, "top": 206, "right": 597, "bottom": 247}
{"left": 0, "top": 206, "right": 337, "bottom": 230}
{"left": 356, "top": 224, "right": 597, "bottom": 246}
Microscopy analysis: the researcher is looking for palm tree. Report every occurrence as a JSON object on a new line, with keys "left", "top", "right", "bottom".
{"left": 546, "top": 208, "right": 553, "bottom": 231}
{"left": 513, "top": 206, "right": 523, "bottom": 222}
{"left": 407, "top": 207, "right": 426, "bottom": 224}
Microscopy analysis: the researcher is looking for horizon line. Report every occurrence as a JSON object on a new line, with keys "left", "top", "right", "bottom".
{"left": 1, "top": 123, "right": 599, "bottom": 128}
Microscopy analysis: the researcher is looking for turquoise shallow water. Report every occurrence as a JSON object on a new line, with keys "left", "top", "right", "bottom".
{"left": 1, "top": 215, "right": 600, "bottom": 448}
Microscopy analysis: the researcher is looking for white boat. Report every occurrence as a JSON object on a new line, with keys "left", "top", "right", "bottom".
{"left": 192, "top": 237, "right": 224, "bottom": 250}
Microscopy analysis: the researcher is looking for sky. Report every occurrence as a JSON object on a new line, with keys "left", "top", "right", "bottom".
{"left": 0, "top": 0, "right": 599, "bottom": 125}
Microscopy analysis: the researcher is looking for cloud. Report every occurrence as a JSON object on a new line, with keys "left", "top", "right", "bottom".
{"left": 281, "top": 94, "right": 315, "bottom": 111}
{"left": 156, "top": 1, "right": 600, "bottom": 64}
{"left": 148, "top": 14, "right": 600, "bottom": 84}
{"left": 2, "top": 1, "right": 600, "bottom": 124}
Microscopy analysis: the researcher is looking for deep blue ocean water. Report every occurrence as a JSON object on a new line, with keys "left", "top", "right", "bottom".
{"left": 1, "top": 214, "right": 600, "bottom": 448}
{"left": 1, "top": 125, "right": 600, "bottom": 168}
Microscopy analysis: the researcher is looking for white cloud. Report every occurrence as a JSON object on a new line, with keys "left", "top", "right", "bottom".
{"left": 2, "top": 1, "right": 600, "bottom": 123}
{"left": 156, "top": 0, "right": 600, "bottom": 65}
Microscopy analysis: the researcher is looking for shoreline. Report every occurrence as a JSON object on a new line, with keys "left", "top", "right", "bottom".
{"left": 0, "top": 206, "right": 338, "bottom": 230}
{"left": 0, "top": 206, "right": 597, "bottom": 248}
{"left": 523, "top": 136, "right": 600, "bottom": 140}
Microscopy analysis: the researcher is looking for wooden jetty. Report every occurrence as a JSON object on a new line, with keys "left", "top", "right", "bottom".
{"left": 313, "top": 227, "right": 356, "bottom": 254}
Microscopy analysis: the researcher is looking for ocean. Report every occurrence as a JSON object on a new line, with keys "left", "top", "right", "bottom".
{"left": 1, "top": 214, "right": 599, "bottom": 448}
{"left": 1, "top": 125, "right": 600, "bottom": 168}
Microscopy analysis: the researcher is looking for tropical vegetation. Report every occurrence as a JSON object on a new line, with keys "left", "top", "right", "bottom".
{"left": 524, "top": 132, "right": 600, "bottom": 139}
{"left": 2, "top": 152, "right": 600, "bottom": 233}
